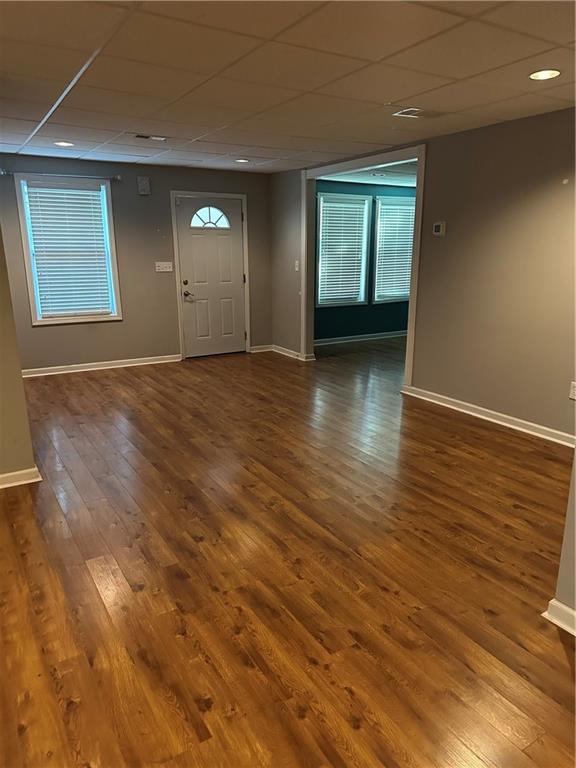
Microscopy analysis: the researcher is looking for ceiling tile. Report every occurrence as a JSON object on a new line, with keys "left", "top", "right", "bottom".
{"left": 462, "top": 92, "right": 571, "bottom": 121}
{"left": 386, "top": 20, "right": 550, "bottom": 78}
{"left": 147, "top": 149, "right": 226, "bottom": 162}
{"left": 103, "top": 12, "right": 261, "bottom": 74}
{"left": 168, "top": 78, "right": 300, "bottom": 112}
{"left": 0, "top": 132, "right": 28, "bottom": 145}
{"left": 107, "top": 133, "right": 195, "bottom": 150}
{"left": 20, "top": 145, "right": 85, "bottom": 158}
{"left": 426, "top": 2, "right": 501, "bottom": 16}
{"left": 483, "top": 2, "right": 576, "bottom": 45}
{"left": 82, "top": 150, "right": 159, "bottom": 163}
{"left": 35, "top": 123, "right": 123, "bottom": 142}
{"left": 82, "top": 142, "right": 166, "bottom": 157}
{"left": 187, "top": 140, "right": 298, "bottom": 158}
{"left": 538, "top": 82, "right": 575, "bottom": 102}
{"left": 141, "top": 1, "right": 321, "bottom": 38}
{"left": 0, "top": 40, "right": 86, "bottom": 81}
{"left": 0, "top": 117, "right": 39, "bottom": 136}
{"left": 464, "top": 48, "right": 575, "bottom": 93}
{"left": 238, "top": 94, "right": 380, "bottom": 131}
{"left": 81, "top": 56, "right": 208, "bottom": 99}
{"left": 0, "top": 98, "right": 49, "bottom": 120}
{"left": 61, "top": 86, "right": 168, "bottom": 117}
{"left": 406, "top": 79, "right": 526, "bottom": 111}
{"left": 0, "top": 2, "right": 128, "bottom": 51}
{"left": 318, "top": 62, "right": 453, "bottom": 103}
{"left": 278, "top": 1, "right": 462, "bottom": 61}
{"left": 117, "top": 119, "right": 213, "bottom": 140}
{"left": 0, "top": 75, "right": 64, "bottom": 104}
{"left": 151, "top": 102, "right": 253, "bottom": 127}
{"left": 27, "top": 136, "right": 101, "bottom": 152}
{"left": 45, "top": 107, "right": 134, "bottom": 131}
{"left": 220, "top": 42, "right": 365, "bottom": 90}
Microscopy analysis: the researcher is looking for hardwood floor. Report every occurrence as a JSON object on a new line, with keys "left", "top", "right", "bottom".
{"left": 1, "top": 338, "right": 574, "bottom": 768}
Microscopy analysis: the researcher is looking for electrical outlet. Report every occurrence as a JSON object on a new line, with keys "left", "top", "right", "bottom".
{"left": 570, "top": 381, "right": 576, "bottom": 401}
{"left": 155, "top": 261, "right": 173, "bottom": 272}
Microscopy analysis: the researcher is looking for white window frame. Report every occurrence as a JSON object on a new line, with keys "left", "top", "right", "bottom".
{"left": 15, "top": 173, "right": 122, "bottom": 326}
{"left": 373, "top": 195, "right": 416, "bottom": 305}
{"left": 316, "top": 192, "right": 372, "bottom": 308}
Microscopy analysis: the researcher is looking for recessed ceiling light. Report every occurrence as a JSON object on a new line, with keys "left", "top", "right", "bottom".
{"left": 54, "top": 141, "right": 74, "bottom": 147}
{"left": 529, "top": 69, "right": 561, "bottom": 81}
{"left": 235, "top": 158, "right": 250, "bottom": 163}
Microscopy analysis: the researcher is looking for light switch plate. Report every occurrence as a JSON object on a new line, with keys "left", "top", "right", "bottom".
{"left": 570, "top": 381, "right": 576, "bottom": 400}
{"left": 155, "top": 261, "right": 173, "bottom": 272}
{"left": 432, "top": 221, "right": 446, "bottom": 237}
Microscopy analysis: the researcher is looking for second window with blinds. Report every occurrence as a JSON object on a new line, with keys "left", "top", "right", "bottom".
{"left": 316, "top": 192, "right": 416, "bottom": 307}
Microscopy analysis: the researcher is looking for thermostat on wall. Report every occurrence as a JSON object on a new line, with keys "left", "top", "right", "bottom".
{"left": 137, "top": 176, "right": 151, "bottom": 195}
{"left": 432, "top": 221, "right": 446, "bottom": 237}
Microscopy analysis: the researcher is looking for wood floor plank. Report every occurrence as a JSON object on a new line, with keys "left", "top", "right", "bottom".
{"left": 1, "top": 338, "right": 573, "bottom": 767}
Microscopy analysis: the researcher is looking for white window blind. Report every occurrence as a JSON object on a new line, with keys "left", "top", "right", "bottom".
{"left": 374, "top": 196, "right": 416, "bottom": 303}
{"left": 16, "top": 176, "right": 121, "bottom": 325}
{"left": 317, "top": 193, "right": 371, "bottom": 306}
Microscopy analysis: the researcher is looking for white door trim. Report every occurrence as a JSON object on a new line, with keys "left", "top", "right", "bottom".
{"left": 170, "top": 190, "right": 251, "bottom": 359}
{"left": 302, "top": 144, "right": 426, "bottom": 385}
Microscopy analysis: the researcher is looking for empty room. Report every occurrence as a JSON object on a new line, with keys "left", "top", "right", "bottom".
{"left": 0, "top": 1, "right": 575, "bottom": 767}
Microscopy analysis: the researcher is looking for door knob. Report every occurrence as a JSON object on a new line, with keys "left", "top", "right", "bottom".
{"left": 183, "top": 290, "right": 192, "bottom": 298}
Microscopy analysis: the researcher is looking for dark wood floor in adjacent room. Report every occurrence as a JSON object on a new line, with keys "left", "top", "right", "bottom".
{"left": 1, "top": 338, "right": 574, "bottom": 768}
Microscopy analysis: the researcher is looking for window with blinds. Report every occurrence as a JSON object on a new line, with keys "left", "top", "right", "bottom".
{"left": 317, "top": 193, "right": 371, "bottom": 306}
{"left": 374, "top": 196, "right": 415, "bottom": 303}
{"left": 16, "top": 175, "right": 121, "bottom": 325}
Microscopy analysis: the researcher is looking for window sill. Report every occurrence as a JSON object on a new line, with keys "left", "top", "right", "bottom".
{"left": 31, "top": 314, "right": 123, "bottom": 327}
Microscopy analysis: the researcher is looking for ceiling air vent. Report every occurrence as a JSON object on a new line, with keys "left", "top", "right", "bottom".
{"left": 392, "top": 108, "right": 446, "bottom": 119}
{"left": 134, "top": 134, "right": 167, "bottom": 141}
{"left": 393, "top": 107, "right": 422, "bottom": 119}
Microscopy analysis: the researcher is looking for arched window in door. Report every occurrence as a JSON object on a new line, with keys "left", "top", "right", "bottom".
{"left": 191, "top": 206, "right": 230, "bottom": 229}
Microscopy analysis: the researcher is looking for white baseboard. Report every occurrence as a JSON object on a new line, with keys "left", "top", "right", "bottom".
{"left": 401, "top": 385, "right": 575, "bottom": 447}
{"left": 0, "top": 466, "right": 42, "bottom": 489}
{"left": 314, "top": 330, "right": 407, "bottom": 346}
{"left": 22, "top": 354, "right": 182, "bottom": 378}
{"left": 249, "top": 345, "right": 273, "bottom": 353}
{"left": 543, "top": 598, "right": 576, "bottom": 636}
{"left": 250, "top": 345, "right": 315, "bottom": 362}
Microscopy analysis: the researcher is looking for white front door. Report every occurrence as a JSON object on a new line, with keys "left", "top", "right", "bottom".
{"left": 175, "top": 196, "right": 246, "bottom": 358}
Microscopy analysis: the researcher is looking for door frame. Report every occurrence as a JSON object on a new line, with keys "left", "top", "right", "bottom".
{"left": 170, "top": 190, "right": 251, "bottom": 359}
{"left": 302, "top": 143, "right": 426, "bottom": 386}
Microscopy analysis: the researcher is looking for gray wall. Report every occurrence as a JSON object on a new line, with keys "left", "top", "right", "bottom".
{"left": 412, "top": 108, "right": 575, "bottom": 435}
{"left": 0, "top": 154, "right": 272, "bottom": 369}
{"left": 270, "top": 170, "right": 302, "bottom": 353}
{"left": 0, "top": 230, "right": 35, "bottom": 476}
{"left": 555, "top": 461, "right": 575, "bottom": 611}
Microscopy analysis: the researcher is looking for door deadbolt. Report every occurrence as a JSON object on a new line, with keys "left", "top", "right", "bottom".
{"left": 182, "top": 279, "right": 188, "bottom": 285}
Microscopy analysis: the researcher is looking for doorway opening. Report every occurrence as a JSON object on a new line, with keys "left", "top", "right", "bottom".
{"left": 303, "top": 145, "right": 425, "bottom": 386}
{"left": 171, "top": 192, "right": 250, "bottom": 359}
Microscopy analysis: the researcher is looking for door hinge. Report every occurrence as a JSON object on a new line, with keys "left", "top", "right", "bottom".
{"left": 243, "top": 273, "right": 246, "bottom": 283}
{"left": 241, "top": 211, "right": 244, "bottom": 222}
{"left": 244, "top": 331, "right": 247, "bottom": 340}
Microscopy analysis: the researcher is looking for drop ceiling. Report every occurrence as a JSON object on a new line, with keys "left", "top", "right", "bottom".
{"left": 0, "top": 0, "right": 573, "bottom": 173}
{"left": 321, "top": 160, "right": 418, "bottom": 187}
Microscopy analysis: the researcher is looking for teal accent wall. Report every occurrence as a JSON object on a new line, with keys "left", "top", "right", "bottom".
{"left": 315, "top": 180, "right": 416, "bottom": 341}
